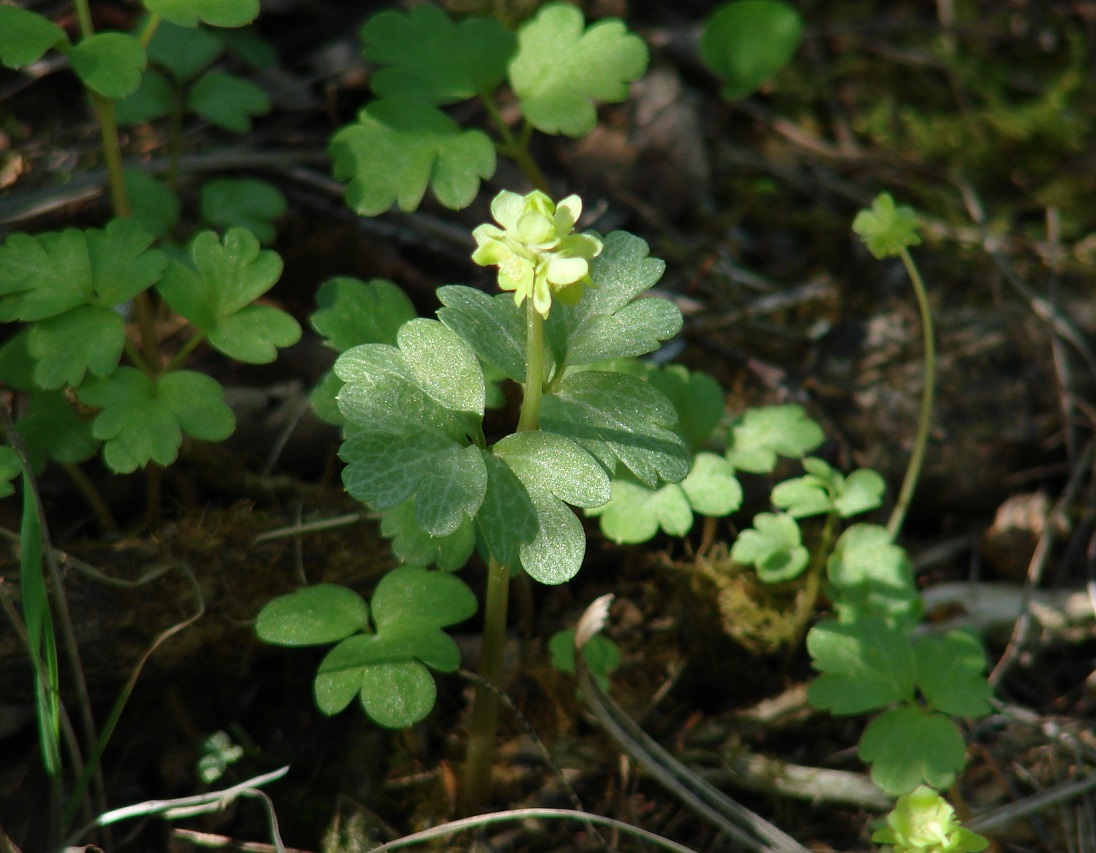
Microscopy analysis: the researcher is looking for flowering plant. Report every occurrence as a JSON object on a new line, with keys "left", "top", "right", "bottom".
{"left": 872, "top": 786, "right": 989, "bottom": 853}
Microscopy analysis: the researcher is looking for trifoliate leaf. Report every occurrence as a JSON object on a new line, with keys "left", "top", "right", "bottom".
{"left": 114, "top": 68, "right": 174, "bottom": 124}
{"left": 509, "top": 3, "right": 648, "bottom": 137}
{"left": 859, "top": 705, "right": 966, "bottom": 795}
{"left": 200, "top": 178, "right": 286, "bottom": 244}
{"left": 143, "top": 0, "right": 260, "bottom": 28}
{"left": 312, "top": 277, "right": 417, "bottom": 352}
{"left": 146, "top": 19, "right": 223, "bottom": 81}
{"left": 587, "top": 475, "right": 693, "bottom": 544}
{"left": 371, "top": 566, "right": 478, "bottom": 631}
{"left": 157, "top": 228, "right": 300, "bottom": 364}
{"left": 0, "top": 218, "right": 166, "bottom": 322}
{"left": 806, "top": 617, "right": 916, "bottom": 714}
{"left": 26, "top": 306, "right": 126, "bottom": 389}
{"left": 437, "top": 285, "right": 526, "bottom": 383}
{"left": 361, "top": 4, "right": 515, "bottom": 104}
{"left": 540, "top": 370, "right": 688, "bottom": 489}
{"left": 699, "top": 1, "right": 803, "bottom": 100}
{"left": 770, "top": 468, "right": 834, "bottom": 518}
{"left": 186, "top": 70, "right": 271, "bottom": 132}
{"left": 548, "top": 629, "right": 620, "bottom": 691}
{"left": 833, "top": 468, "right": 886, "bottom": 517}
{"left": 78, "top": 367, "right": 234, "bottom": 473}
{"left": 853, "top": 193, "right": 922, "bottom": 260}
{"left": 15, "top": 391, "right": 97, "bottom": 469}
{"left": 380, "top": 501, "right": 476, "bottom": 571}
{"left": 914, "top": 631, "right": 992, "bottom": 718}
{"left": 397, "top": 318, "right": 485, "bottom": 416}
{"left": 124, "top": 169, "right": 180, "bottom": 237}
{"left": 550, "top": 230, "right": 674, "bottom": 369}
{"left": 67, "top": 33, "right": 147, "bottom": 98}
{"left": 827, "top": 523, "right": 922, "bottom": 627}
{"left": 680, "top": 452, "right": 742, "bottom": 517}
{"left": 358, "top": 661, "right": 436, "bottom": 728}
{"left": 730, "top": 511, "right": 809, "bottom": 582}
{"left": 255, "top": 584, "right": 369, "bottom": 646}
{"left": 726, "top": 404, "right": 824, "bottom": 473}
{"left": 647, "top": 366, "right": 725, "bottom": 453}
{"left": 0, "top": 7, "right": 69, "bottom": 68}
{"left": 476, "top": 452, "right": 539, "bottom": 568}
{"left": 330, "top": 98, "right": 495, "bottom": 215}
{"left": 217, "top": 27, "right": 276, "bottom": 69}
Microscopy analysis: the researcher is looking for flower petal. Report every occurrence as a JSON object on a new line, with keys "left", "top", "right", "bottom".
{"left": 491, "top": 191, "right": 525, "bottom": 230}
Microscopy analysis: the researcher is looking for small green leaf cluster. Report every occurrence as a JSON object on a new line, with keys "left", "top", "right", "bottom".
{"left": 0, "top": 1, "right": 300, "bottom": 487}
{"left": 548, "top": 629, "right": 621, "bottom": 692}
{"left": 255, "top": 571, "right": 477, "bottom": 728}
{"left": 874, "top": 786, "right": 989, "bottom": 853}
{"left": 330, "top": 3, "right": 648, "bottom": 215}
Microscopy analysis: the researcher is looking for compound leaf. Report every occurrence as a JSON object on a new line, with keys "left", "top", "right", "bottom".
{"left": 680, "top": 451, "right": 742, "bottom": 517}
{"left": 492, "top": 431, "right": 611, "bottom": 509}
{"left": 0, "top": 7, "right": 69, "bottom": 68}
{"left": 201, "top": 178, "right": 286, "bottom": 244}
{"left": 806, "top": 616, "right": 916, "bottom": 714}
{"left": 771, "top": 469, "right": 834, "bottom": 518}
{"left": 540, "top": 369, "right": 687, "bottom": 489}
{"left": 587, "top": 476, "right": 692, "bottom": 544}
{"left": 15, "top": 391, "right": 98, "bottom": 469}
{"left": 331, "top": 98, "right": 495, "bottom": 215}
{"left": 859, "top": 705, "right": 966, "bottom": 795}
{"left": 255, "top": 584, "right": 369, "bottom": 646}
{"left": 509, "top": 3, "right": 648, "bottom": 137}
{"left": 157, "top": 227, "right": 299, "bottom": 364}
{"left": 124, "top": 169, "right": 180, "bottom": 238}
{"left": 853, "top": 193, "right": 922, "bottom": 260}
{"left": 362, "top": 4, "right": 515, "bottom": 104}
{"left": 78, "top": 367, "right": 234, "bottom": 473}
{"left": 730, "top": 511, "right": 808, "bottom": 582}
{"left": 397, "top": 318, "right": 485, "bottom": 416}
{"left": 114, "top": 67, "right": 174, "bottom": 124}
{"left": 146, "top": 19, "right": 223, "bottom": 80}
{"left": 647, "top": 365, "right": 725, "bottom": 452}
{"left": 476, "top": 452, "right": 539, "bottom": 569}
{"left": 834, "top": 468, "right": 886, "bottom": 517}
{"left": 143, "top": 0, "right": 260, "bottom": 28}
{"left": 548, "top": 629, "right": 620, "bottom": 691}
{"left": 914, "top": 631, "right": 992, "bottom": 718}
{"left": 186, "top": 69, "right": 270, "bottom": 132}
{"left": 726, "top": 404, "right": 824, "bottom": 473}
{"left": 67, "top": 32, "right": 147, "bottom": 99}
{"left": 699, "top": 0, "right": 803, "bottom": 100}
{"left": 359, "top": 661, "right": 435, "bottom": 728}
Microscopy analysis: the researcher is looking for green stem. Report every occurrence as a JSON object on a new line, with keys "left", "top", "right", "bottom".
{"left": 786, "top": 512, "right": 837, "bottom": 663}
{"left": 163, "top": 330, "right": 207, "bottom": 373}
{"left": 60, "top": 464, "right": 118, "bottom": 534}
{"left": 462, "top": 302, "right": 548, "bottom": 811}
{"left": 886, "top": 248, "right": 936, "bottom": 541}
{"left": 479, "top": 97, "right": 551, "bottom": 193}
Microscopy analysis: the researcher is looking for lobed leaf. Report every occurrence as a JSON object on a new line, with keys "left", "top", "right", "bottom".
{"left": 913, "top": 631, "right": 992, "bottom": 718}
{"left": 143, "top": 0, "right": 261, "bottom": 28}
{"left": 397, "top": 318, "right": 485, "bottom": 416}
{"left": 437, "top": 285, "right": 526, "bottom": 383}
{"left": 726, "top": 404, "right": 824, "bottom": 473}
{"left": 539, "top": 369, "right": 688, "bottom": 489}
{"left": 370, "top": 566, "right": 478, "bottom": 631}
{"left": 360, "top": 661, "right": 436, "bottom": 728}
{"left": 646, "top": 365, "right": 725, "bottom": 453}
{"left": 124, "top": 170, "right": 180, "bottom": 238}
{"left": 806, "top": 617, "right": 916, "bottom": 714}
{"left": 15, "top": 391, "right": 98, "bottom": 470}
{"left": 114, "top": 68, "right": 174, "bottom": 124}
{"left": 699, "top": 1, "right": 803, "bottom": 100}
{"left": 858, "top": 705, "right": 967, "bottom": 795}
{"left": 548, "top": 629, "right": 620, "bottom": 691}
{"left": 312, "top": 277, "right": 417, "bottom": 352}
{"left": 0, "top": 447, "right": 18, "bottom": 500}
{"left": 67, "top": 33, "right": 147, "bottom": 99}
{"left": 853, "top": 193, "right": 922, "bottom": 260}
{"left": 146, "top": 19, "right": 223, "bottom": 80}
{"left": 186, "top": 69, "right": 271, "bottom": 132}
{"left": 587, "top": 476, "right": 692, "bottom": 544}
{"left": 509, "top": 3, "right": 648, "bottom": 137}
{"left": 201, "top": 178, "right": 286, "bottom": 244}
{"left": 157, "top": 228, "right": 299, "bottom": 364}
{"left": 380, "top": 501, "right": 476, "bottom": 571}
{"left": 827, "top": 523, "right": 922, "bottom": 626}
{"left": 330, "top": 98, "right": 495, "bottom": 215}
{"left": 0, "top": 7, "right": 69, "bottom": 68}
{"left": 255, "top": 584, "right": 369, "bottom": 646}
{"left": 361, "top": 4, "right": 515, "bottom": 104}
{"left": 476, "top": 452, "right": 540, "bottom": 569}
{"left": 680, "top": 452, "right": 742, "bottom": 517}
{"left": 833, "top": 468, "right": 886, "bottom": 517}
{"left": 78, "top": 367, "right": 234, "bottom": 473}
{"left": 26, "top": 306, "right": 126, "bottom": 389}
{"left": 730, "top": 511, "right": 808, "bottom": 582}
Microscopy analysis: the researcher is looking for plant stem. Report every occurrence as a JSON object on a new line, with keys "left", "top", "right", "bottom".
{"left": 886, "top": 248, "right": 936, "bottom": 541}
{"left": 60, "top": 463, "right": 118, "bottom": 534}
{"left": 786, "top": 512, "right": 837, "bottom": 664}
{"left": 462, "top": 302, "right": 547, "bottom": 811}
{"left": 479, "top": 97, "right": 551, "bottom": 193}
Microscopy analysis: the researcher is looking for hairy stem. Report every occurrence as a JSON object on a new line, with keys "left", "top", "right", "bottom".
{"left": 462, "top": 302, "right": 547, "bottom": 811}
{"left": 886, "top": 248, "right": 936, "bottom": 540}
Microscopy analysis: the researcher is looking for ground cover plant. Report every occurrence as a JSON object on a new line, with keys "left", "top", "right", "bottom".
{"left": 1, "top": 0, "right": 1094, "bottom": 851}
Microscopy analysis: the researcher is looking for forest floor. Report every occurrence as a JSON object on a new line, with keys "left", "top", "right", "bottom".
{"left": 1, "top": 1, "right": 1095, "bottom": 851}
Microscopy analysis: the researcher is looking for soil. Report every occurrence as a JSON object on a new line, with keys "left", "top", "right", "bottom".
{"left": 1, "top": 1, "right": 1095, "bottom": 851}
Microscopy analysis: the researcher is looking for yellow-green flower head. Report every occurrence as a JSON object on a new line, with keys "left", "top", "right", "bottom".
{"left": 472, "top": 189, "right": 603, "bottom": 318}
{"left": 872, "top": 787, "right": 988, "bottom": 853}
